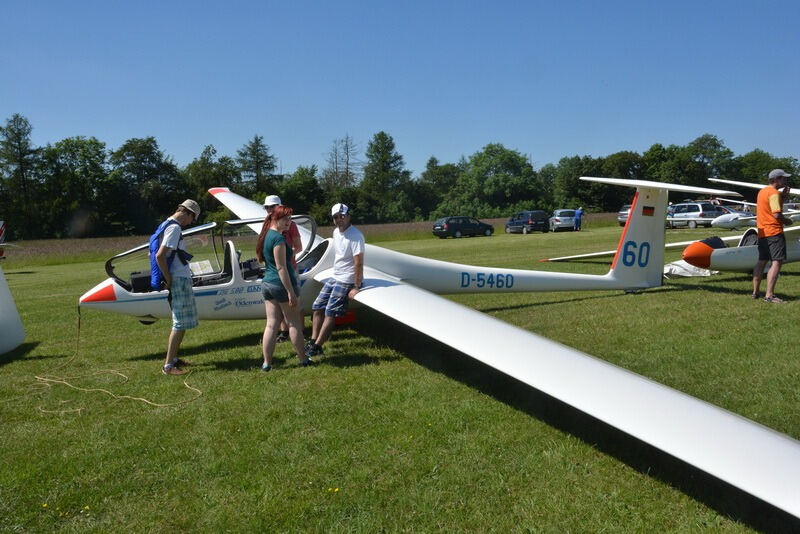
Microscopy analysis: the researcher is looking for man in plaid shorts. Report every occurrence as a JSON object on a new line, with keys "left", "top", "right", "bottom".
{"left": 306, "top": 203, "right": 364, "bottom": 358}
{"left": 155, "top": 199, "right": 201, "bottom": 375}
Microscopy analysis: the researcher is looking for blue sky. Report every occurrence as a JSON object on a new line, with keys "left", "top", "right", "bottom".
{"left": 2, "top": 1, "right": 798, "bottom": 176}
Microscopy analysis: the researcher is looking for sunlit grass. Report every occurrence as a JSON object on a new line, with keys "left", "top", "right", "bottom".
{"left": 1, "top": 225, "right": 795, "bottom": 530}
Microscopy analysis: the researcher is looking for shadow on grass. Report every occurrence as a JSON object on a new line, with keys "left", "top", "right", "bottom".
{"left": 4, "top": 270, "right": 36, "bottom": 275}
{"left": 355, "top": 310, "right": 798, "bottom": 532}
{"left": 0, "top": 342, "right": 40, "bottom": 367}
{"left": 478, "top": 291, "right": 630, "bottom": 314}
{"left": 129, "top": 333, "right": 260, "bottom": 362}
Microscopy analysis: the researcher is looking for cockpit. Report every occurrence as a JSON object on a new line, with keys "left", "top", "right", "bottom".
{"left": 105, "top": 215, "right": 326, "bottom": 293}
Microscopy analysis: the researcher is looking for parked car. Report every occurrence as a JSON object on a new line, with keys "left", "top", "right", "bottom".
{"left": 667, "top": 201, "right": 725, "bottom": 228}
{"left": 432, "top": 216, "right": 494, "bottom": 238}
{"left": 549, "top": 209, "right": 576, "bottom": 232}
{"left": 505, "top": 210, "right": 549, "bottom": 234}
{"left": 617, "top": 204, "right": 631, "bottom": 226}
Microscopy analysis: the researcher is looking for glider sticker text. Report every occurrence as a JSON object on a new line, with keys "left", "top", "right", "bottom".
{"left": 460, "top": 272, "right": 515, "bottom": 289}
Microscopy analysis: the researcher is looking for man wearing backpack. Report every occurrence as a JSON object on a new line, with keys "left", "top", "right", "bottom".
{"left": 155, "top": 199, "right": 201, "bottom": 375}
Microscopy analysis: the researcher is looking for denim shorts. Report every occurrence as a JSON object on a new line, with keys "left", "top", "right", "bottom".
{"left": 311, "top": 278, "right": 354, "bottom": 317}
{"left": 262, "top": 281, "right": 301, "bottom": 303}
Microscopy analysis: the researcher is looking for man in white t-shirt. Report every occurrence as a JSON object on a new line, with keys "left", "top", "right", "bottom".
{"left": 156, "top": 199, "right": 200, "bottom": 375}
{"left": 306, "top": 203, "right": 364, "bottom": 358}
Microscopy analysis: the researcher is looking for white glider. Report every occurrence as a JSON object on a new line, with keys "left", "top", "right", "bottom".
{"left": 0, "top": 225, "right": 25, "bottom": 353}
{"left": 78, "top": 179, "right": 800, "bottom": 518}
{"left": 709, "top": 177, "right": 800, "bottom": 196}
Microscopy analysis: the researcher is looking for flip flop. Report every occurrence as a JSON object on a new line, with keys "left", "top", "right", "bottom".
{"left": 763, "top": 296, "right": 786, "bottom": 304}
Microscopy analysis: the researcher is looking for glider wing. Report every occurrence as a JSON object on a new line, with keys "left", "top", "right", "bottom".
{"left": 350, "top": 267, "right": 800, "bottom": 517}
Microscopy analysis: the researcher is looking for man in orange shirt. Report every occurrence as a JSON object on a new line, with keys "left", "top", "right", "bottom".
{"left": 753, "top": 169, "right": 793, "bottom": 303}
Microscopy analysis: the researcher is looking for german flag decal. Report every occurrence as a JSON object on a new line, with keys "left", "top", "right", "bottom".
{"left": 642, "top": 206, "right": 655, "bottom": 216}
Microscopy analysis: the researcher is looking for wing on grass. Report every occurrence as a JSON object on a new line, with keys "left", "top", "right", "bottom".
{"left": 350, "top": 268, "right": 800, "bottom": 517}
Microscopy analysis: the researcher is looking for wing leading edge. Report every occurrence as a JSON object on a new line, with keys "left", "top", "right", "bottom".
{"left": 353, "top": 268, "right": 800, "bottom": 517}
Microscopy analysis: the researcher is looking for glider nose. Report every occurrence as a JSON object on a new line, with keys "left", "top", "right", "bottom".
{"left": 682, "top": 241, "right": 714, "bottom": 269}
{"left": 79, "top": 281, "right": 117, "bottom": 305}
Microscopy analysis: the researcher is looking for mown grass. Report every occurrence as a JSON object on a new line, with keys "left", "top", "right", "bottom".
{"left": 2, "top": 225, "right": 797, "bottom": 531}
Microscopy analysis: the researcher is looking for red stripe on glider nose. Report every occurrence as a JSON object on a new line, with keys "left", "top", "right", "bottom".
{"left": 81, "top": 283, "right": 117, "bottom": 303}
{"left": 208, "top": 187, "right": 230, "bottom": 195}
{"left": 681, "top": 241, "right": 714, "bottom": 269}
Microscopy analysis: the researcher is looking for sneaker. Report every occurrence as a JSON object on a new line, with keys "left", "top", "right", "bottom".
{"left": 305, "top": 343, "right": 324, "bottom": 358}
{"left": 261, "top": 363, "right": 272, "bottom": 372}
{"left": 276, "top": 331, "right": 289, "bottom": 343}
{"left": 301, "top": 357, "right": 315, "bottom": 367}
{"left": 162, "top": 364, "right": 186, "bottom": 376}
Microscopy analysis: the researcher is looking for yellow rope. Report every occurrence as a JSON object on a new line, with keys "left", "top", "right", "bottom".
{"left": 34, "top": 372, "right": 203, "bottom": 408}
{"left": 15, "top": 307, "right": 205, "bottom": 413}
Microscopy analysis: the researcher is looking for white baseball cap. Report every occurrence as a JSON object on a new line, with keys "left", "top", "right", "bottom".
{"left": 768, "top": 169, "right": 792, "bottom": 181}
{"left": 331, "top": 203, "right": 349, "bottom": 216}
{"left": 263, "top": 194, "right": 281, "bottom": 207}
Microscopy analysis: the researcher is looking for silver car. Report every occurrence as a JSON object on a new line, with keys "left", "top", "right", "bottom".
{"left": 549, "top": 209, "right": 576, "bottom": 232}
{"left": 617, "top": 204, "right": 631, "bottom": 226}
{"left": 667, "top": 202, "right": 724, "bottom": 228}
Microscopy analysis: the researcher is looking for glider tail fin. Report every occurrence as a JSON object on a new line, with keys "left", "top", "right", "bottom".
{"left": 579, "top": 176, "right": 742, "bottom": 290}
{"left": 606, "top": 185, "right": 668, "bottom": 289}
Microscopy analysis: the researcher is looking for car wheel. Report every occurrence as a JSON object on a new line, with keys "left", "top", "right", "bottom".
{"left": 522, "top": 226, "right": 529, "bottom": 235}
{"left": 454, "top": 230, "right": 462, "bottom": 238}
{"left": 505, "top": 227, "right": 511, "bottom": 233}
{"left": 484, "top": 228, "right": 492, "bottom": 236}
{"left": 439, "top": 236, "right": 446, "bottom": 239}
{"left": 688, "top": 221, "right": 697, "bottom": 229}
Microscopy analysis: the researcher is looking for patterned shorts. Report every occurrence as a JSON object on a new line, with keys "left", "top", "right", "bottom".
{"left": 311, "top": 278, "right": 354, "bottom": 317}
{"left": 170, "top": 276, "right": 198, "bottom": 330}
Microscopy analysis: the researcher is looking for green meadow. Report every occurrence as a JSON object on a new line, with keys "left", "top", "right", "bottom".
{"left": 2, "top": 224, "right": 799, "bottom": 531}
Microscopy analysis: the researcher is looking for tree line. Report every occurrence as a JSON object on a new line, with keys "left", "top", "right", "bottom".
{"left": 1, "top": 113, "right": 796, "bottom": 240}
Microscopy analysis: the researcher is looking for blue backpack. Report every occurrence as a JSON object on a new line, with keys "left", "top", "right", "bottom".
{"left": 149, "top": 219, "right": 191, "bottom": 290}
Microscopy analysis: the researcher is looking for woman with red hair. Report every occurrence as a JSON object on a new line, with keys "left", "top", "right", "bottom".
{"left": 256, "top": 205, "right": 311, "bottom": 370}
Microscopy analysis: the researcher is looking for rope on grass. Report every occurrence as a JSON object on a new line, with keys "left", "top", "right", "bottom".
{"left": 34, "top": 371, "right": 203, "bottom": 408}
{"left": 23, "top": 306, "right": 204, "bottom": 413}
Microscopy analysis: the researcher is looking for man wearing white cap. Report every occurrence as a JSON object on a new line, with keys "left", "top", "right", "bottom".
{"left": 155, "top": 199, "right": 201, "bottom": 375}
{"left": 306, "top": 203, "right": 365, "bottom": 358}
{"left": 753, "top": 169, "right": 793, "bottom": 303}
{"left": 264, "top": 194, "right": 303, "bottom": 341}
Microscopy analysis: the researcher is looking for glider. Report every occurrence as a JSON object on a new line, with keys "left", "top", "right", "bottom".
{"left": 679, "top": 178, "right": 800, "bottom": 272}
{"left": 0, "top": 222, "right": 25, "bottom": 354}
{"left": 78, "top": 178, "right": 800, "bottom": 518}
{"left": 682, "top": 226, "right": 800, "bottom": 272}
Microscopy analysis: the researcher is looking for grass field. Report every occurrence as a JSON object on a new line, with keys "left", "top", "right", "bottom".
{"left": 2, "top": 223, "right": 798, "bottom": 531}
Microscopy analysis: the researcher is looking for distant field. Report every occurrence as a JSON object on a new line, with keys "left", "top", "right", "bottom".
{"left": 3, "top": 213, "right": 620, "bottom": 266}
{"left": 1, "top": 223, "right": 796, "bottom": 530}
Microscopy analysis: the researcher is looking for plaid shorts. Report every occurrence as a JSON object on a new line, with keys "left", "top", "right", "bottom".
{"left": 312, "top": 279, "right": 354, "bottom": 317}
{"left": 170, "top": 276, "right": 198, "bottom": 330}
